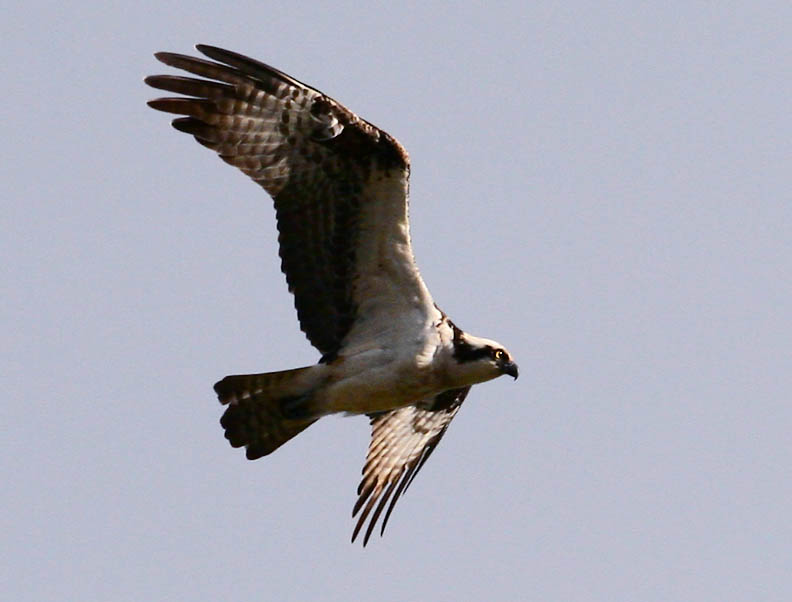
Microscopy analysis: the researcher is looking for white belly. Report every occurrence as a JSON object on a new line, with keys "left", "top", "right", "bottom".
{"left": 321, "top": 344, "right": 443, "bottom": 414}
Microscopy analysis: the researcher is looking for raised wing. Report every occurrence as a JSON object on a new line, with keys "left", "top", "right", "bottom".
{"left": 146, "top": 45, "right": 434, "bottom": 359}
{"left": 352, "top": 387, "right": 471, "bottom": 546}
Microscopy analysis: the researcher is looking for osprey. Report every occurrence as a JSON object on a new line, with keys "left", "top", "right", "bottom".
{"left": 146, "top": 45, "right": 518, "bottom": 545}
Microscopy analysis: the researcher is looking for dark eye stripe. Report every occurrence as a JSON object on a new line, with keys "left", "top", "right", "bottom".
{"left": 453, "top": 341, "right": 493, "bottom": 363}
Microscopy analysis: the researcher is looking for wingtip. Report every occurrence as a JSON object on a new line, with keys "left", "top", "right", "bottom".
{"left": 351, "top": 521, "right": 374, "bottom": 547}
{"left": 351, "top": 524, "right": 363, "bottom": 545}
{"left": 195, "top": 44, "right": 232, "bottom": 62}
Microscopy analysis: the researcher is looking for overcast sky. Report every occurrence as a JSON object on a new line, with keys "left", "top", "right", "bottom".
{"left": 3, "top": 2, "right": 791, "bottom": 600}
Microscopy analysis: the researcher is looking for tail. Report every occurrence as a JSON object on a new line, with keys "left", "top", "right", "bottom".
{"left": 214, "top": 366, "right": 322, "bottom": 460}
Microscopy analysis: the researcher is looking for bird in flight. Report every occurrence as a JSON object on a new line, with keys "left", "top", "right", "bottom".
{"left": 146, "top": 45, "right": 518, "bottom": 545}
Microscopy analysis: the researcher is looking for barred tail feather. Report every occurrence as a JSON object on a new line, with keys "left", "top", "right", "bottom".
{"left": 215, "top": 367, "right": 320, "bottom": 459}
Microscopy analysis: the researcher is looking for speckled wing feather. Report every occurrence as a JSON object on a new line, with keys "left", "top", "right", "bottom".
{"left": 146, "top": 45, "right": 417, "bottom": 358}
{"left": 352, "top": 386, "right": 471, "bottom": 546}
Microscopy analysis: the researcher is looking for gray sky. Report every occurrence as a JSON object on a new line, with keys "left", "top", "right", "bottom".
{"left": 3, "top": 2, "right": 791, "bottom": 600}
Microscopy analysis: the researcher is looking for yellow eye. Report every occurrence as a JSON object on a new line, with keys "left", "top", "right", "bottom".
{"left": 493, "top": 349, "right": 505, "bottom": 361}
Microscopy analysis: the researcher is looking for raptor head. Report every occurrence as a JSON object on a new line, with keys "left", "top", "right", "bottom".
{"left": 448, "top": 327, "right": 519, "bottom": 386}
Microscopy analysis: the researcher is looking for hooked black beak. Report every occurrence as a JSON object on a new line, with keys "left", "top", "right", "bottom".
{"left": 501, "top": 361, "right": 519, "bottom": 380}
